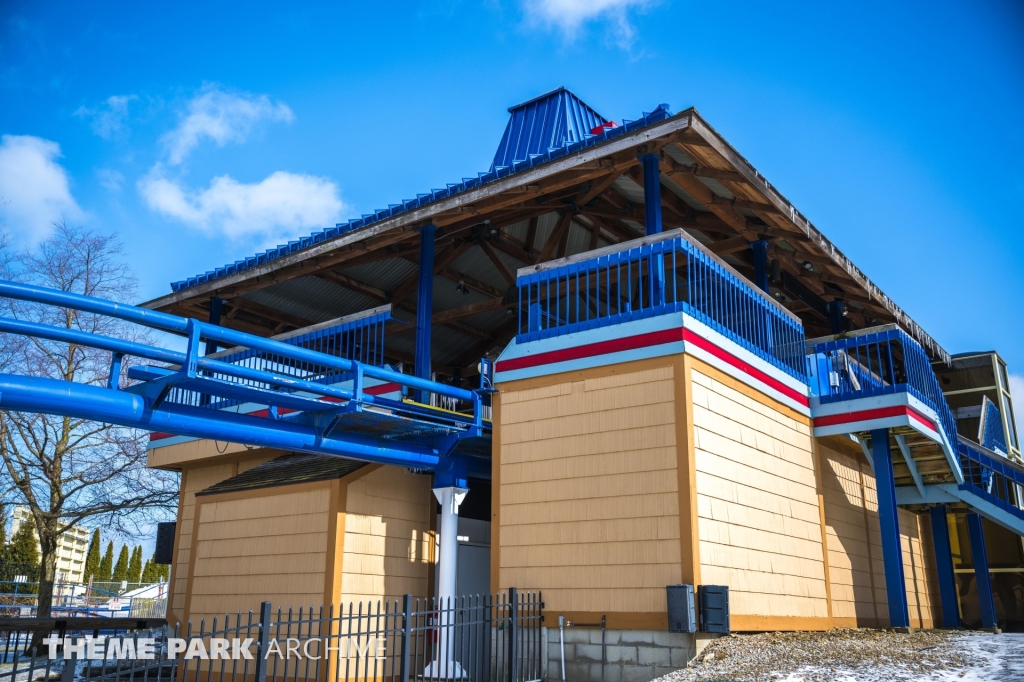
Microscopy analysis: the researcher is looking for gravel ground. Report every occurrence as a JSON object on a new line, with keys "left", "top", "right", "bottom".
{"left": 654, "top": 629, "right": 1024, "bottom": 682}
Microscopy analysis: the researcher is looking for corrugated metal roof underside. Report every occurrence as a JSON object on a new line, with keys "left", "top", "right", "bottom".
{"left": 197, "top": 453, "right": 366, "bottom": 496}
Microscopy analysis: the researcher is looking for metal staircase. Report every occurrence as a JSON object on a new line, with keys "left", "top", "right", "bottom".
{"left": 0, "top": 280, "right": 492, "bottom": 478}
{"left": 806, "top": 324, "right": 1024, "bottom": 537}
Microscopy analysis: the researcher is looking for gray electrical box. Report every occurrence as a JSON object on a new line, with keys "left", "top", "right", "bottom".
{"left": 698, "top": 585, "right": 730, "bottom": 633}
{"left": 666, "top": 584, "right": 696, "bottom": 633}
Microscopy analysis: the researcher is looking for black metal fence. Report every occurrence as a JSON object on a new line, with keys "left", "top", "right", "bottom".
{"left": 0, "top": 589, "right": 543, "bottom": 682}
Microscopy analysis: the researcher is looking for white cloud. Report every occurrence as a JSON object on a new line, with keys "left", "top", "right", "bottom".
{"left": 138, "top": 169, "right": 345, "bottom": 242}
{"left": 96, "top": 168, "right": 124, "bottom": 193}
{"left": 521, "top": 0, "right": 655, "bottom": 46}
{"left": 74, "top": 95, "right": 137, "bottom": 139}
{"left": 1009, "top": 374, "right": 1024, "bottom": 445}
{"left": 0, "top": 135, "right": 84, "bottom": 242}
{"left": 162, "top": 86, "right": 294, "bottom": 165}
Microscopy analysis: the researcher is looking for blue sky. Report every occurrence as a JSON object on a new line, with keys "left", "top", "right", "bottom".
{"left": 1, "top": 0, "right": 1023, "bottom": 401}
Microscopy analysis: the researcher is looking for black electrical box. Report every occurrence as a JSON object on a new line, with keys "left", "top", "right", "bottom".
{"left": 154, "top": 522, "right": 176, "bottom": 565}
{"left": 698, "top": 585, "right": 730, "bottom": 633}
{"left": 666, "top": 584, "right": 696, "bottom": 633}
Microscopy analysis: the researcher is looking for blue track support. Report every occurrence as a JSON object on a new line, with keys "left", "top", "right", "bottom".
{"left": 415, "top": 224, "right": 436, "bottom": 403}
{"left": 751, "top": 240, "right": 770, "bottom": 293}
{"left": 872, "top": 428, "right": 911, "bottom": 629}
{"left": 0, "top": 279, "right": 492, "bottom": 478}
{"left": 205, "top": 297, "right": 223, "bottom": 356}
{"left": 930, "top": 504, "right": 960, "bottom": 628}
{"left": 966, "top": 512, "right": 998, "bottom": 629}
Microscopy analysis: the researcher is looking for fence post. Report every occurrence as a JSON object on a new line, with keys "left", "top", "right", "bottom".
{"left": 399, "top": 594, "right": 412, "bottom": 682}
{"left": 253, "top": 601, "right": 272, "bottom": 682}
{"left": 508, "top": 588, "right": 518, "bottom": 682}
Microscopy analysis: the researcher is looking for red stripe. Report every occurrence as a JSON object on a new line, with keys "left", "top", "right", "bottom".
{"left": 814, "top": 405, "right": 936, "bottom": 432}
{"left": 365, "top": 382, "right": 400, "bottom": 395}
{"left": 150, "top": 432, "right": 174, "bottom": 441}
{"left": 495, "top": 328, "right": 685, "bottom": 372}
{"left": 681, "top": 329, "right": 809, "bottom": 407}
{"left": 495, "top": 325, "right": 809, "bottom": 409}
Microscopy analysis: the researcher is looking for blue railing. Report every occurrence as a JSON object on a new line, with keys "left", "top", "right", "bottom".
{"left": 806, "top": 326, "right": 959, "bottom": 448}
{"left": 516, "top": 230, "right": 807, "bottom": 382}
{"left": 960, "top": 441, "right": 1024, "bottom": 524}
{"left": 165, "top": 308, "right": 391, "bottom": 411}
{"left": 807, "top": 326, "right": 1024, "bottom": 524}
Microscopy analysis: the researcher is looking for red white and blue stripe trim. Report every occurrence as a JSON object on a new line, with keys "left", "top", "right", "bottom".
{"left": 494, "top": 312, "right": 811, "bottom": 416}
{"left": 810, "top": 392, "right": 943, "bottom": 443}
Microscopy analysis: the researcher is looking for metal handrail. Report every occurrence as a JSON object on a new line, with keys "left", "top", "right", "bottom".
{"left": 516, "top": 230, "right": 807, "bottom": 382}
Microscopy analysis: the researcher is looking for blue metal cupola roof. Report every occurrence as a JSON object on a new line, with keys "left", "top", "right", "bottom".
{"left": 491, "top": 87, "right": 608, "bottom": 171}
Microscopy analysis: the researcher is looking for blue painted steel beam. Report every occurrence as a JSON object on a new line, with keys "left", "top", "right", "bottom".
{"left": 751, "top": 240, "right": 771, "bottom": 293}
{"left": 415, "top": 225, "right": 436, "bottom": 404}
{"left": 205, "top": 297, "right": 223, "bottom": 356}
{"left": 872, "top": 428, "right": 911, "bottom": 629}
{"left": 966, "top": 512, "right": 998, "bottom": 630}
{"left": 826, "top": 299, "right": 846, "bottom": 334}
{"left": 929, "top": 504, "right": 961, "bottom": 628}
{"left": 0, "top": 373, "right": 442, "bottom": 469}
{"left": 640, "top": 154, "right": 663, "bottom": 236}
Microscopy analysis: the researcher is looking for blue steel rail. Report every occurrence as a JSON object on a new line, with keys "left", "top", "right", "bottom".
{"left": 805, "top": 326, "right": 1024, "bottom": 529}
{"left": 516, "top": 230, "right": 807, "bottom": 382}
{"left": 174, "top": 307, "right": 390, "bottom": 412}
{"left": 0, "top": 281, "right": 491, "bottom": 475}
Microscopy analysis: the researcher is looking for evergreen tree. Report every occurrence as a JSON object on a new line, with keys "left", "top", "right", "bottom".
{"left": 99, "top": 541, "right": 114, "bottom": 582}
{"left": 128, "top": 545, "right": 142, "bottom": 583}
{"left": 0, "top": 503, "right": 7, "bottom": 546}
{"left": 6, "top": 522, "right": 40, "bottom": 594}
{"left": 112, "top": 545, "right": 129, "bottom": 583}
{"left": 84, "top": 530, "right": 101, "bottom": 582}
{"left": 141, "top": 558, "right": 155, "bottom": 583}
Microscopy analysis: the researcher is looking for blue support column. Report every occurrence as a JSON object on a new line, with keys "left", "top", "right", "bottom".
{"left": 639, "top": 154, "right": 663, "bottom": 236}
{"left": 204, "top": 297, "right": 223, "bottom": 356}
{"left": 415, "top": 224, "right": 436, "bottom": 404}
{"left": 827, "top": 299, "right": 846, "bottom": 335}
{"left": 930, "top": 504, "right": 961, "bottom": 628}
{"left": 872, "top": 428, "right": 911, "bottom": 629}
{"left": 966, "top": 512, "right": 998, "bottom": 630}
{"left": 750, "top": 240, "right": 771, "bottom": 293}
{"left": 640, "top": 154, "right": 664, "bottom": 305}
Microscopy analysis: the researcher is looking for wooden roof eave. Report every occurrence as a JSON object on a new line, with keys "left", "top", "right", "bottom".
{"left": 682, "top": 113, "right": 951, "bottom": 364}
{"left": 140, "top": 111, "right": 698, "bottom": 313}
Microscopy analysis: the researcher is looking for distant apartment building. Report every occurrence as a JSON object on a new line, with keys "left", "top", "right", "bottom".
{"left": 9, "top": 507, "right": 90, "bottom": 584}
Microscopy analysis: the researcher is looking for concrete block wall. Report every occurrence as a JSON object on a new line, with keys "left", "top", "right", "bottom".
{"left": 543, "top": 627, "right": 718, "bottom": 682}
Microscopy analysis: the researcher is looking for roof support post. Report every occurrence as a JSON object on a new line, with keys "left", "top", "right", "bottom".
{"left": 425, "top": 484, "right": 468, "bottom": 679}
{"left": 640, "top": 154, "right": 665, "bottom": 306}
{"left": 750, "top": 240, "right": 771, "bottom": 293}
{"left": 966, "top": 512, "right": 999, "bottom": 631}
{"left": 415, "top": 224, "right": 436, "bottom": 404}
{"left": 640, "top": 153, "right": 663, "bottom": 236}
{"left": 827, "top": 300, "right": 846, "bottom": 335}
{"left": 930, "top": 504, "right": 961, "bottom": 628}
{"left": 872, "top": 428, "right": 911, "bottom": 629}
{"left": 204, "top": 297, "right": 223, "bottom": 355}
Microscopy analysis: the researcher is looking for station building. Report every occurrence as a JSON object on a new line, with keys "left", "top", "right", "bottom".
{"left": 140, "top": 88, "right": 1024, "bottom": 677}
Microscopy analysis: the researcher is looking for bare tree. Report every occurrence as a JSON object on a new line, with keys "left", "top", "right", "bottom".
{"left": 0, "top": 221, "right": 179, "bottom": 620}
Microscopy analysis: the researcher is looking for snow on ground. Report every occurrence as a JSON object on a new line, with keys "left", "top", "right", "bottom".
{"left": 655, "top": 629, "right": 1024, "bottom": 682}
